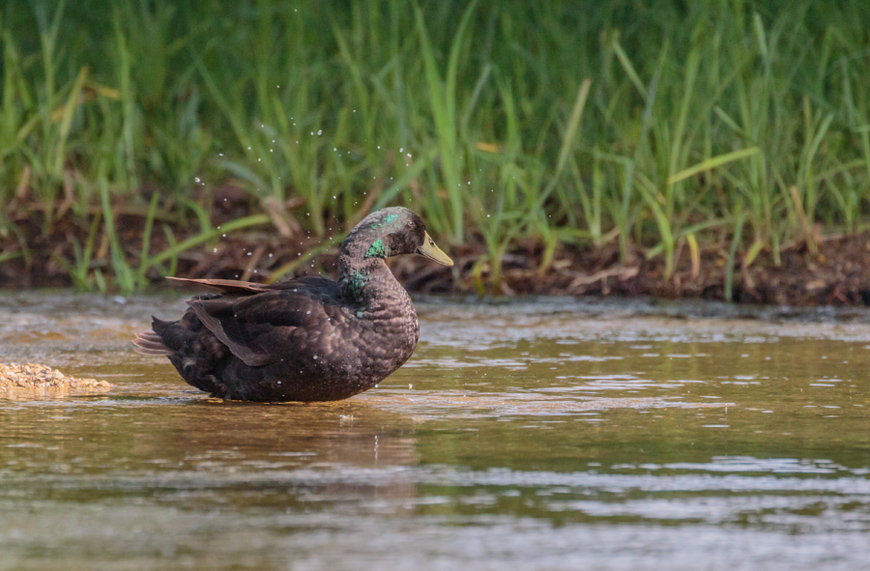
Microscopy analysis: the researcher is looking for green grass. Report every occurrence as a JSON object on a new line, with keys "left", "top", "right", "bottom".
{"left": 2, "top": 0, "right": 870, "bottom": 294}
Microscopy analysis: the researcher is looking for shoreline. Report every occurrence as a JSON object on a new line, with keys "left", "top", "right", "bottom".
{"left": 2, "top": 221, "right": 868, "bottom": 307}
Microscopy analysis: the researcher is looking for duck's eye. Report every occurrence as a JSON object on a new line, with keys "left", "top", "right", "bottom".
{"left": 408, "top": 221, "right": 414, "bottom": 227}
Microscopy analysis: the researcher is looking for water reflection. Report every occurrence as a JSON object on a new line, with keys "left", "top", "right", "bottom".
{"left": 1, "top": 293, "right": 870, "bottom": 569}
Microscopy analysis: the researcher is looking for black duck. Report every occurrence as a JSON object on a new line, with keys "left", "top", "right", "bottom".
{"left": 133, "top": 207, "right": 453, "bottom": 402}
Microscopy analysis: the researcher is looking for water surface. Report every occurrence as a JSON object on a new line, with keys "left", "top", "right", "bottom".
{"left": 1, "top": 293, "right": 869, "bottom": 570}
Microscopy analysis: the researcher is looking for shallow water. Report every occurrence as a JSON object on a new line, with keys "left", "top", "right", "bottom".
{"left": 1, "top": 293, "right": 869, "bottom": 570}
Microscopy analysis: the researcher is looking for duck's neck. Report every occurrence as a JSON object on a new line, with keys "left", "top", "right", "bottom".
{"left": 338, "top": 242, "right": 399, "bottom": 304}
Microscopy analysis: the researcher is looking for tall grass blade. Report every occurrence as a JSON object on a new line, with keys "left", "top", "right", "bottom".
{"left": 667, "top": 147, "right": 760, "bottom": 185}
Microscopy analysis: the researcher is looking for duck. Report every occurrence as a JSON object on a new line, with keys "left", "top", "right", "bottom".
{"left": 133, "top": 207, "right": 453, "bottom": 402}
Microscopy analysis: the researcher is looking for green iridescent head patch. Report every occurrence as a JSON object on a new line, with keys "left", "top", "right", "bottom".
{"left": 365, "top": 238, "right": 387, "bottom": 259}
{"left": 369, "top": 213, "right": 399, "bottom": 232}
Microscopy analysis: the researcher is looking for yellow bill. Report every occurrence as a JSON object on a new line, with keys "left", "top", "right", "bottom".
{"left": 417, "top": 231, "right": 453, "bottom": 266}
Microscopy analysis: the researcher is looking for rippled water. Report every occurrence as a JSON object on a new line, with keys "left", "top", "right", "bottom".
{"left": 1, "top": 293, "right": 869, "bottom": 570}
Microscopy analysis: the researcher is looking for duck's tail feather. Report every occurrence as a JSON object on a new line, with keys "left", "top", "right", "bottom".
{"left": 151, "top": 316, "right": 173, "bottom": 335}
{"left": 132, "top": 318, "right": 173, "bottom": 356}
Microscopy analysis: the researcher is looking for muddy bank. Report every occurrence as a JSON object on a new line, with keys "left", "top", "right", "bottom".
{"left": 485, "top": 232, "right": 870, "bottom": 306}
{"left": 1, "top": 202, "right": 868, "bottom": 306}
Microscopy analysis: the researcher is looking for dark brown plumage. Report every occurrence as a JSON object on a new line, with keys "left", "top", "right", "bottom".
{"left": 133, "top": 207, "right": 453, "bottom": 402}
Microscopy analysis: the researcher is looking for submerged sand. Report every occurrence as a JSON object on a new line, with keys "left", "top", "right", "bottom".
{"left": 0, "top": 362, "right": 111, "bottom": 397}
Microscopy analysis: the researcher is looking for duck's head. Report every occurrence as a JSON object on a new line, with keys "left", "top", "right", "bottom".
{"left": 347, "top": 207, "right": 453, "bottom": 266}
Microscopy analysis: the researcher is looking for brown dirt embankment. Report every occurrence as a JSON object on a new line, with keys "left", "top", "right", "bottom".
{"left": 1, "top": 197, "right": 869, "bottom": 306}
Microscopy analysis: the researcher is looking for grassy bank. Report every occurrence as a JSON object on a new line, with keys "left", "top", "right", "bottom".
{"left": 2, "top": 0, "right": 870, "bottom": 296}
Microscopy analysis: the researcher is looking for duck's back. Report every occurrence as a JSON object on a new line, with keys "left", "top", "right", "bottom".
{"left": 141, "top": 275, "right": 419, "bottom": 401}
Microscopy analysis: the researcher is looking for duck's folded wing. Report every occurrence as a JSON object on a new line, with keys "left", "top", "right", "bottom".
{"left": 168, "top": 275, "right": 338, "bottom": 296}
{"left": 187, "top": 291, "right": 341, "bottom": 367}
{"left": 167, "top": 276, "right": 271, "bottom": 295}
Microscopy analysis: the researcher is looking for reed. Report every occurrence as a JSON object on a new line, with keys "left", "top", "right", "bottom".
{"left": 2, "top": 0, "right": 870, "bottom": 292}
